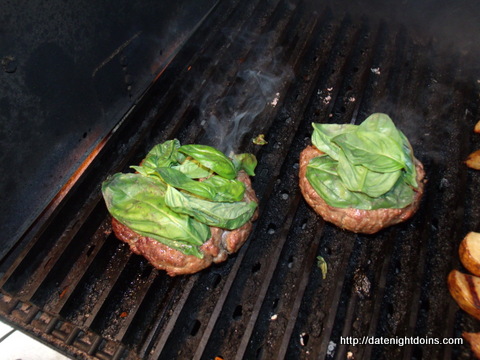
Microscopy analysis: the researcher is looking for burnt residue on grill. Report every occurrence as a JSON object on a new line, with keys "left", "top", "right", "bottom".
{"left": 2, "top": 0, "right": 480, "bottom": 359}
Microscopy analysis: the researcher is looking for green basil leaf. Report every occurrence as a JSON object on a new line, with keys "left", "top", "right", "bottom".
{"left": 307, "top": 154, "right": 339, "bottom": 176}
{"left": 155, "top": 167, "right": 245, "bottom": 202}
{"left": 165, "top": 185, "right": 257, "bottom": 230}
{"left": 306, "top": 156, "right": 368, "bottom": 208}
{"left": 141, "top": 139, "right": 181, "bottom": 171}
{"left": 158, "top": 167, "right": 245, "bottom": 202}
{"left": 130, "top": 165, "right": 156, "bottom": 177}
{"left": 307, "top": 114, "right": 418, "bottom": 211}
{"left": 316, "top": 256, "right": 327, "bottom": 279}
{"left": 102, "top": 173, "right": 210, "bottom": 247}
{"left": 337, "top": 151, "right": 401, "bottom": 197}
{"left": 176, "top": 151, "right": 187, "bottom": 164}
{"left": 362, "top": 170, "right": 402, "bottom": 198}
{"left": 232, "top": 153, "right": 257, "bottom": 176}
{"left": 306, "top": 156, "right": 414, "bottom": 210}
{"left": 172, "top": 158, "right": 211, "bottom": 179}
{"left": 156, "top": 167, "right": 216, "bottom": 200}
{"left": 179, "top": 144, "right": 237, "bottom": 179}
{"left": 333, "top": 130, "right": 406, "bottom": 172}
{"left": 201, "top": 175, "right": 246, "bottom": 202}
{"left": 336, "top": 151, "right": 369, "bottom": 192}
{"left": 358, "top": 113, "right": 403, "bottom": 146}
{"left": 356, "top": 113, "right": 417, "bottom": 187}
{"left": 373, "top": 176, "right": 415, "bottom": 209}
{"left": 311, "top": 123, "right": 357, "bottom": 160}
{"left": 399, "top": 131, "right": 418, "bottom": 188}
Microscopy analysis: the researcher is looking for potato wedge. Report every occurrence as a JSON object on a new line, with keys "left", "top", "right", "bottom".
{"left": 460, "top": 232, "right": 480, "bottom": 277}
{"left": 448, "top": 270, "right": 480, "bottom": 321}
{"left": 463, "top": 332, "right": 480, "bottom": 359}
{"left": 475, "top": 120, "right": 480, "bottom": 134}
{"left": 466, "top": 150, "right": 480, "bottom": 170}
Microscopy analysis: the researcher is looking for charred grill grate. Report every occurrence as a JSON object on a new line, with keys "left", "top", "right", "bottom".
{"left": 1, "top": 0, "right": 480, "bottom": 359}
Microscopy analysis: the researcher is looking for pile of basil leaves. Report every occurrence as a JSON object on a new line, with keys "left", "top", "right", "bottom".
{"left": 306, "top": 113, "right": 419, "bottom": 210}
{"left": 102, "top": 140, "right": 258, "bottom": 258}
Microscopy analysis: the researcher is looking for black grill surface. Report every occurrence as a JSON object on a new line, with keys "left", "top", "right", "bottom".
{"left": 2, "top": 0, "right": 480, "bottom": 359}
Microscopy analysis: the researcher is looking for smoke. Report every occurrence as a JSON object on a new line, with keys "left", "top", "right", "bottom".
{"left": 315, "top": 0, "right": 480, "bottom": 64}
{"left": 367, "top": 78, "right": 461, "bottom": 165}
{"left": 199, "top": 31, "right": 293, "bottom": 155}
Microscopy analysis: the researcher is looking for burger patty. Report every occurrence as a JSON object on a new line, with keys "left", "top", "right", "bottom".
{"left": 110, "top": 171, "right": 259, "bottom": 276}
{"left": 299, "top": 145, "right": 426, "bottom": 234}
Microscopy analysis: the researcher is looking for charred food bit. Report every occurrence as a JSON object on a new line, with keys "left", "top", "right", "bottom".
{"left": 316, "top": 256, "right": 327, "bottom": 279}
{"left": 252, "top": 134, "right": 268, "bottom": 145}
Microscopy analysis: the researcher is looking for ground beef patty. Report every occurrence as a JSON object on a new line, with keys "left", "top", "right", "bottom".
{"left": 299, "top": 145, "right": 426, "bottom": 234}
{"left": 111, "top": 171, "right": 259, "bottom": 276}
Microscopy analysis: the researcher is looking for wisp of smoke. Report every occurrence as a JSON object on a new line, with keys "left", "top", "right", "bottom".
{"left": 200, "top": 31, "right": 293, "bottom": 155}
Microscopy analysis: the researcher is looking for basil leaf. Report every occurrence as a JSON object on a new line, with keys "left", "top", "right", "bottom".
{"left": 307, "top": 154, "right": 339, "bottom": 176}
{"left": 141, "top": 139, "right": 181, "bottom": 171}
{"left": 156, "top": 168, "right": 245, "bottom": 202}
{"left": 165, "top": 186, "right": 257, "bottom": 230}
{"left": 307, "top": 158, "right": 415, "bottom": 210}
{"left": 130, "top": 165, "right": 156, "bottom": 177}
{"left": 372, "top": 177, "right": 415, "bottom": 209}
{"left": 172, "top": 158, "right": 211, "bottom": 179}
{"left": 311, "top": 123, "right": 356, "bottom": 160}
{"left": 336, "top": 151, "right": 369, "bottom": 192}
{"left": 306, "top": 114, "right": 419, "bottom": 211}
{"left": 337, "top": 151, "right": 401, "bottom": 197}
{"left": 358, "top": 113, "right": 403, "bottom": 146}
{"left": 307, "top": 156, "right": 415, "bottom": 209}
{"left": 399, "top": 131, "right": 418, "bottom": 188}
{"left": 179, "top": 144, "right": 237, "bottom": 179}
{"left": 362, "top": 169, "right": 402, "bottom": 198}
{"left": 102, "top": 173, "right": 210, "bottom": 247}
{"left": 201, "top": 175, "right": 246, "bottom": 202}
{"left": 232, "top": 153, "right": 257, "bottom": 176}
{"left": 306, "top": 156, "right": 368, "bottom": 208}
{"left": 156, "top": 167, "right": 216, "bottom": 200}
{"left": 333, "top": 130, "right": 406, "bottom": 172}
{"left": 316, "top": 256, "right": 328, "bottom": 279}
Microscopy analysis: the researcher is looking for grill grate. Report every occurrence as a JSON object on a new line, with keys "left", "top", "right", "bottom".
{"left": 1, "top": 0, "right": 480, "bottom": 359}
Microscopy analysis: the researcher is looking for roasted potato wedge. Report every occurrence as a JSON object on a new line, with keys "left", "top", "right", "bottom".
{"left": 463, "top": 332, "right": 480, "bottom": 359}
{"left": 466, "top": 150, "right": 480, "bottom": 170}
{"left": 448, "top": 270, "right": 480, "bottom": 321}
{"left": 475, "top": 120, "right": 480, "bottom": 134}
{"left": 460, "top": 232, "right": 480, "bottom": 277}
